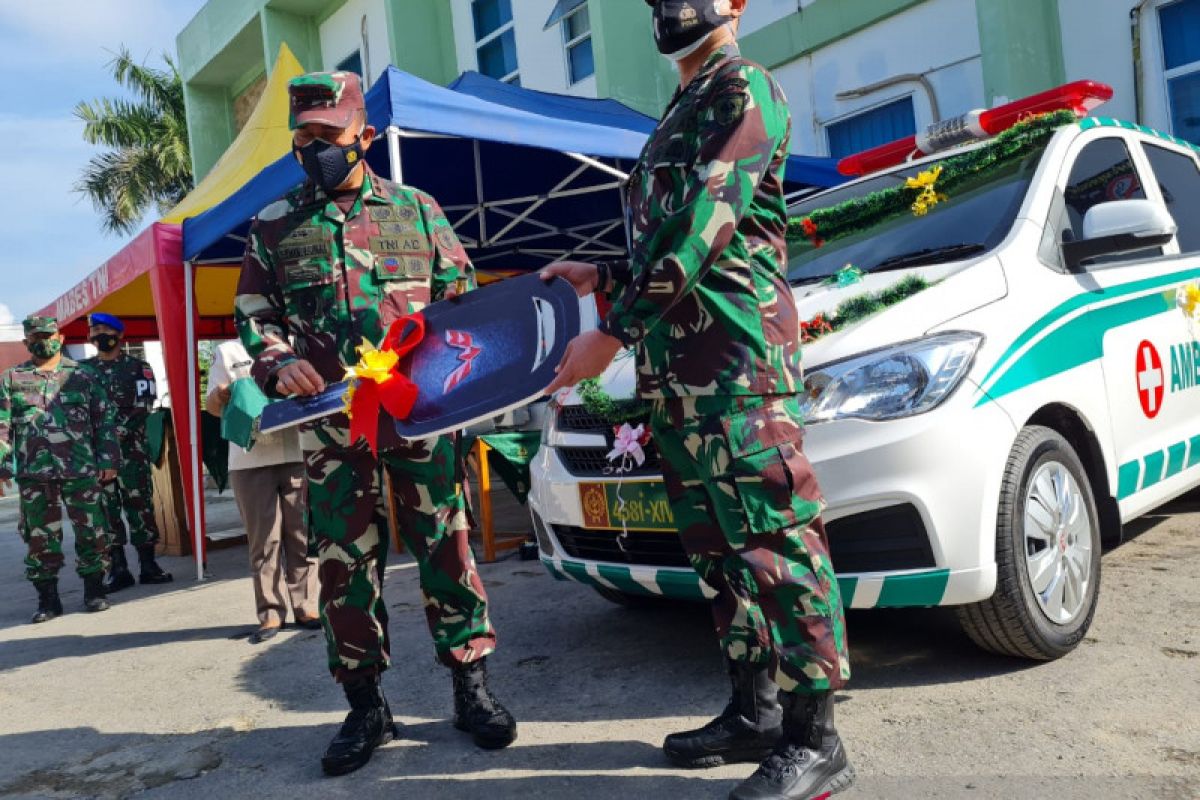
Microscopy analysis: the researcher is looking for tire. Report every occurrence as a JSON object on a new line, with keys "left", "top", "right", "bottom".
{"left": 592, "top": 586, "right": 666, "bottom": 609}
{"left": 957, "top": 426, "right": 1102, "bottom": 660}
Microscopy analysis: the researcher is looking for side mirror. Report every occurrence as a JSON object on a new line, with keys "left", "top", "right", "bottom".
{"left": 1062, "top": 199, "right": 1177, "bottom": 271}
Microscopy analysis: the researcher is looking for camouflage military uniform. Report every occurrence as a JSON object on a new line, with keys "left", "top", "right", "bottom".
{"left": 0, "top": 356, "right": 119, "bottom": 582}
{"left": 83, "top": 353, "right": 160, "bottom": 547}
{"left": 600, "top": 45, "right": 850, "bottom": 694}
{"left": 236, "top": 168, "right": 496, "bottom": 681}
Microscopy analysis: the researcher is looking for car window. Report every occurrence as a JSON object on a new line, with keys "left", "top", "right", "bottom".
{"left": 1055, "top": 137, "right": 1158, "bottom": 266}
{"left": 787, "top": 141, "right": 1045, "bottom": 284}
{"left": 1062, "top": 138, "right": 1146, "bottom": 240}
{"left": 1142, "top": 142, "right": 1200, "bottom": 254}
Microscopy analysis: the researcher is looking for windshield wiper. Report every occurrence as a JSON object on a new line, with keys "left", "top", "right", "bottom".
{"left": 871, "top": 243, "right": 987, "bottom": 272}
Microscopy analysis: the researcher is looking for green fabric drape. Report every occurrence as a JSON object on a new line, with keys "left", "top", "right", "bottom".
{"left": 221, "top": 377, "right": 271, "bottom": 451}
{"left": 201, "top": 411, "right": 229, "bottom": 494}
{"left": 468, "top": 431, "right": 541, "bottom": 505}
{"left": 145, "top": 408, "right": 169, "bottom": 466}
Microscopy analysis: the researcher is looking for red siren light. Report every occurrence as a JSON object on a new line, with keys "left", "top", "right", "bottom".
{"left": 836, "top": 80, "right": 1114, "bottom": 177}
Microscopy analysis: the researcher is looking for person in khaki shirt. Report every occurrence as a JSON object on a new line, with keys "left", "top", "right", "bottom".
{"left": 206, "top": 339, "right": 319, "bottom": 643}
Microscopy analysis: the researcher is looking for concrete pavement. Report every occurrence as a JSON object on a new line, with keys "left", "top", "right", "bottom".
{"left": 0, "top": 489, "right": 1197, "bottom": 799}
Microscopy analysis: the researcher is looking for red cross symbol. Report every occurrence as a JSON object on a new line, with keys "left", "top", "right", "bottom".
{"left": 1136, "top": 340, "right": 1164, "bottom": 420}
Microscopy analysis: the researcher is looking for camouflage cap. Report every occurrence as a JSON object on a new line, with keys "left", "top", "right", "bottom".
{"left": 288, "top": 71, "right": 365, "bottom": 131}
{"left": 22, "top": 316, "right": 58, "bottom": 335}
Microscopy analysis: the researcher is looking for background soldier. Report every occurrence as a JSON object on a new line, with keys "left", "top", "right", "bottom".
{"left": 544, "top": 2, "right": 854, "bottom": 798}
{"left": 0, "top": 316, "right": 121, "bottom": 622}
{"left": 83, "top": 312, "right": 173, "bottom": 590}
{"left": 235, "top": 71, "right": 516, "bottom": 777}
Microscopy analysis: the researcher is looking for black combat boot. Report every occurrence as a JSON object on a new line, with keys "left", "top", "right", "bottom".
{"left": 321, "top": 674, "right": 398, "bottom": 776}
{"left": 105, "top": 545, "right": 136, "bottom": 593}
{"left": 82, "top": 573, "right": 110, "bottom": 613}
{"left": 30, "top": 579, "right": 63, "bottom": 624}
{"left": 729, "top": 691, "right": 855, "bottom": 800}
{"left": 452, "top": 658, "right": 517, "bottom": 750}
{"left": 664, "top": 660, "right": 783, "bottom": 768}
{"left": 136, "top": 543, "right": 174, "bottom": 584}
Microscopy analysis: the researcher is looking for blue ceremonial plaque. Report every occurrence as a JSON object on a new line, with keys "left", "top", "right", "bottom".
{"left": 257, "top": 274, "right": 581, "bottom": 439}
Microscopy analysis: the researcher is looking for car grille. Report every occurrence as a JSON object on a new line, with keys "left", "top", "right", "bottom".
{"left": 559, "top": 402, "right": 648, "bottom": 432}
{"left": 552, "top": 525, "right": 692, "bottom": 568}
{"left": 558, "top": 444, "right": 663, "bottom": 477}
{"left": 551, "top": 503, "right": 936, "bottom": 575}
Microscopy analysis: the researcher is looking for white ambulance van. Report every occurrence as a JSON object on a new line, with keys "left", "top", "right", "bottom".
{"left": 529, "top": 82, "right": 1200, "bottom": 660}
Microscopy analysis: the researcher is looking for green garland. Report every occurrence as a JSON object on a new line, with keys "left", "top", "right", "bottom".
{"left": 576, "top": 377, "right": 650, "bottom": 426}
{"left": 789, "top": 110, "right": 1078, "bottom": 249}
{"left": 800, "top": 275, "right": 931, "bottom": 342}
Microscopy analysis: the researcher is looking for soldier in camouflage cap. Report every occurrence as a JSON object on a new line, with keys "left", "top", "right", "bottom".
{"left": 83, "top": 312, "right": 173, "bottom": 591}
{"left": 235, "top": 70, "right": 516, "bottom": 777}
{"left": 0, "top": 316, "right": 121, "bottom": 622}
{"left": 544, "top": 3, "right": 854, "bottom": 798}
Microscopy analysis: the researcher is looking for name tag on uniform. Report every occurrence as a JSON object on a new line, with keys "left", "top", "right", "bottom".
{"left": 370, "top": 236, "right": 428, "bottom": 255}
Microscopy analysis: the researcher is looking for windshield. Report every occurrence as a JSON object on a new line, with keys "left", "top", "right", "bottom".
{"left": 787, "top": 138, "right": 1050, "bottom": 284}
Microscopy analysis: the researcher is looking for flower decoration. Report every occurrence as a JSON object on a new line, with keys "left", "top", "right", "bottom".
{"left": 606, "top": 423, "right": 651, "bottom": 475}
{"left": 906, "top": 166, "right": 949, "bottom": 217}
{"left": 342, "top": 315, "right": 425, "bottom": 454}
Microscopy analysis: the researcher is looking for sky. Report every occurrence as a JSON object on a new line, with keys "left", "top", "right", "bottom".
{"left": 0, "top": 0, "right": 207, "bottom": 325}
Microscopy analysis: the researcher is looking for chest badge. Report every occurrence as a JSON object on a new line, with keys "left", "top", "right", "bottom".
{"left": 443, "top": 330, "right": 481, "bottom": 393}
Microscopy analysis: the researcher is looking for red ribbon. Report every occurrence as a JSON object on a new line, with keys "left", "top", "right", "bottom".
{"left": 348, "top": 314, "right": 426, "bottom": 454}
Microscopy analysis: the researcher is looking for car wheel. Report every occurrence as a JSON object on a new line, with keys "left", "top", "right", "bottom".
{"left": 592, "top": 586, "right": 667, "bottom": 609}
{"left": 957, "top": 425, "right": 1102, "bottom": 660}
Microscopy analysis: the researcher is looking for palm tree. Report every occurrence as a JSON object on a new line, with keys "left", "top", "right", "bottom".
{"left": 75, "top": 47, "right": 194, "bottom": 235}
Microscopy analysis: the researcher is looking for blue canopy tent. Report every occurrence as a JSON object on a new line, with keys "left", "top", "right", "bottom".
{"left": 183, "top": 66, "right": 843, "bottom": 272}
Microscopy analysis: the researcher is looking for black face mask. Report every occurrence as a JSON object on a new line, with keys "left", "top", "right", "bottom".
{"left": 293, "top": 137, "right": 365, "bottom": 193}
{"left": 91, "top": 334, "right": 120, "bottom": 353}
{"left": 650, "top": 0, "right": 732, "bottom": 61}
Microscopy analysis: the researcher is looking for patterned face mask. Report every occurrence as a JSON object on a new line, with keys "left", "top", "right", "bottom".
{"left": 650, "top": 0, "right": 732, "bottom": 61}
{"left": 28, "top": 338, "right": 62, "bottom": 359}
{"left": 293, "top": 136, "right": 365, "bottom": 193}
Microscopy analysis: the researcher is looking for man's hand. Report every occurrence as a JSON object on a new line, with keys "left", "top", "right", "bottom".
{"left": 0, "top": 479, "right": 11, "bottom": 498}
{"left": 275, "top": 360, "right": 326, "bottom": 397}
{"left": 541, "top": 261, "right": 600, "bottom": 297}
{"left": 442, "top": 276, "right": 469, "bottom": 301}
{"left": 218, "top": 384, "right": 232, "bottom": 404}
{"left": 544, "top": 329, "right": 623, "bottom": 395}
{"left": 99, "top": 469, "right": 118, "bottom": 484}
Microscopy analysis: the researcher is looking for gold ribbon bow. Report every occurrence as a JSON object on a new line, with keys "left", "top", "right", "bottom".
{"left": 907, "top": 166, "right": 948, "bottom": 217}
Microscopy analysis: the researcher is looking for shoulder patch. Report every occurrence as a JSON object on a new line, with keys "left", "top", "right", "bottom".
{"left": 713, "top": 90, "right": 748, "bottom": 127}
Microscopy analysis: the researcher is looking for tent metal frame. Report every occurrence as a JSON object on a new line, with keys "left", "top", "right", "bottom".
{"left": 385, "top": 127, "right": 631, "bottom": 266}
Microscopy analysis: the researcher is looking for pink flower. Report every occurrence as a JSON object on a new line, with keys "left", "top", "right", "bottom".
{"left": 608, "top": 423, "right": 648, "bottom": 467}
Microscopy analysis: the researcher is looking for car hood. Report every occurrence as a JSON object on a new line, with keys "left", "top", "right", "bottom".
{"left": 795, "top": 256, "right": 1007, "bottom": 369}
{"left": 565, "top": 256, "right": 1007, "bottom": 403}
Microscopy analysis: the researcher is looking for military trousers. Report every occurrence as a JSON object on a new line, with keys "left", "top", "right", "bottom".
{"left": 303, "top": 423, "right": 496, "bottom": 682}
{"left": 18, "top": 478, "right": 111, "bottom": 582}
{"left": 101, "top": 433, "right": 160, "bottom": 547}
{"left": 649, "top": 394, "right": 851, "bottom": 694}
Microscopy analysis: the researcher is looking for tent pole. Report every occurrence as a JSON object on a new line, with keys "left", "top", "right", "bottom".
{"left": 185, "top": 259, "right": 204, "bottom": 581}
{"left": 386, "top": 126, "right": 404, "bottom": 183}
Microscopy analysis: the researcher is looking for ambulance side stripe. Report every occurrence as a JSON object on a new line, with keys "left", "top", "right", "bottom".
{"left": 977, "top": 267, "right": 1200, "bottom": 405}
{"left": 1118, "top": 434, "right": 1200, "bottom": 499}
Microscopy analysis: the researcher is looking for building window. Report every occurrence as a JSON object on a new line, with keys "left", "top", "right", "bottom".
{"left": 826, "top": 97, "right": 916, "bottom": 160}
{"left": 1160, "top": 0, "right": 1200, "bottom": 144}
{"left": 337, "top": 50, "right": 363, "bottom": 80}
{"left": 561, "top": 3, "right": 594, "bottom": 84}
{"left": 473, "top": 0, "right": 519, "bottom": 84}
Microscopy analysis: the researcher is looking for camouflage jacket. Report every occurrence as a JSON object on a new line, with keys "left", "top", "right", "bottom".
{"left": 0, "top": 357, "right": 121, "bottom": 481}
{"left": 600, "top": 45, "right": 802, "bottom": 399}
{"left": 82, "top": 353, "right": 157, "bottom": 440}
{"left": 235, "top": 169, "right": 475, "bottom": 428}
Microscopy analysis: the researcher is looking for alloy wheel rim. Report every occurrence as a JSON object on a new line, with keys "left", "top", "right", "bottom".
{"left": 1022, "top": 461, "right": 1094, "bottom": 625}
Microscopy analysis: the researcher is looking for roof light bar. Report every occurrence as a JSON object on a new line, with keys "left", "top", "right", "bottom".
{"left": 836, "top": 80, "right": 1114, "bottom": 177}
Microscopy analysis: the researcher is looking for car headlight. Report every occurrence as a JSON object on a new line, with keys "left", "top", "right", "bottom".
{"left": 800, "top": 332, "right": 982, "bottom": 423}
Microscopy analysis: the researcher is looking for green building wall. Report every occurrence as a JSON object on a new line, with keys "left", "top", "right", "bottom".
{"left": 178, "top": 0, "right": 456, "bottom": 181}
